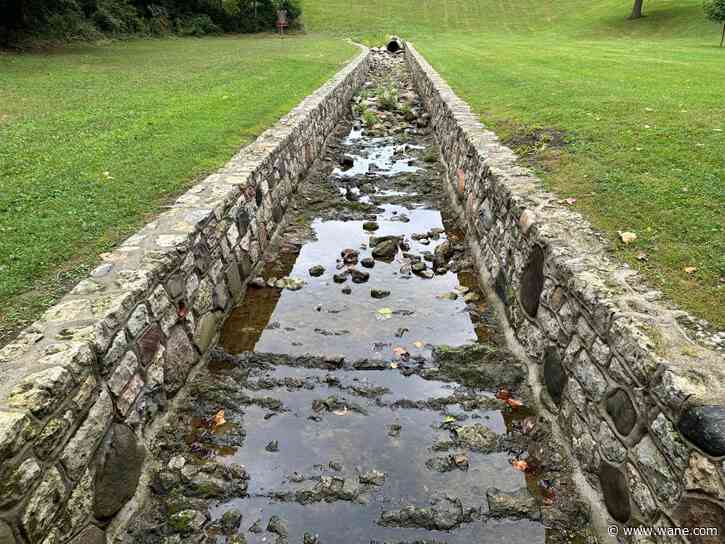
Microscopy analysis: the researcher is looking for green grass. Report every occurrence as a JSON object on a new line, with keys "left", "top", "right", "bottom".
{"left": 0, "top": 34, "right": 357, "bottom": 342}
{"left": 302, "top": 0, "right": 725, "bottom": 327}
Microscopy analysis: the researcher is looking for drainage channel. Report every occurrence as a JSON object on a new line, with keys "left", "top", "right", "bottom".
{"left": 120, "top": 50, "right": 596, "bottom": 544}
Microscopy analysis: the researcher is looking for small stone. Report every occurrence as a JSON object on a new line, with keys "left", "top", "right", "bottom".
{"left": 303, "top": 533, "right": 320, "bottom": 544}
{"left": 265, "top": 440, "right": 279, "bottom": 452}
{"left": 169, "top": 510, "right": 206, "bottom": 533}
{"left": 486, "top": 487, "right": 540, "bottom": 520}
{"left": 341, "top": 249, "right": 359, "bottom": 264}
{"left": 68, "top": 525, "right": 105, "bottom": 544}
{"left": 350, "top": 269, "right": 370, "bottom": 284}
{"left": 333, "top": 272, "right": 348, "bottom": 283}
{"left": 363, "top": 221, "right": 379, "bottom": 231}
{"left": 267, "top": 515, "right": 288, "bottom": 537}
{"left": 0, "top": 520, "right": 15, "bottom": 544}
{"left": 455, "top": 424, "right": 497, "bottom": 452}
{"left": 341, "top": 286, "right": 352, "bottom": 295}
{"left": 359, "top": 469, "right": 386, "bottom": 486}
{"left": 221, "top": 509, "right": 242, "bottom": 535}
{"left": 371, "top": 289, "right": 390, "bottom": 299}
{"left": 249, "top": 519, "right": 263, "bottom": 533}
{"left": 309, "top": 265, "right": 325, "bottom": 277}
{"left": 361, "top": 257, "right": 375, "bottom": 268}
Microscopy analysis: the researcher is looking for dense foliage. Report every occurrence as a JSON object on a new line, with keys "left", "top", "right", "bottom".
{"left": 703, "top": 0, "right": 725, "bottom": 45}
{"left": 0, "top": 0, "right": 302, "bottom": 46}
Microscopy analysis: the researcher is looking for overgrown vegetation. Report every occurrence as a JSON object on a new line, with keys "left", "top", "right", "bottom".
{"left": 0, "top": 0, "right": 302, "bottom": 47}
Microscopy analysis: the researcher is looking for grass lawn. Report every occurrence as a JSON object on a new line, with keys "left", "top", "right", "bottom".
{"left": 0, "top": 34, "right": 357, "bottom": 344}
{"left": 304, "top": 0, "right": 725, "bottom": 328}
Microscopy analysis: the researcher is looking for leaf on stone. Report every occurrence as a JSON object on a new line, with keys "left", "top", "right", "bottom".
{"left": 617, "top": 231, "right": 637, "bottom": 244}
{"left": 211, "top": 409, "right": 226, "bottom": 431}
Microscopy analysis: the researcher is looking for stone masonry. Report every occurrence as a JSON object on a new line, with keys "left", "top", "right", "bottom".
{"left": 405, "top": 43, "right": 725, "bottom": 541}
{"left": 0, "top": 46, "right": 371, "bottom": 544}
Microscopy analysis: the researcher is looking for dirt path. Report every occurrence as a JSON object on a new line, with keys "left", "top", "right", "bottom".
{"left": 119, "top": 50, "right": 597, "bottom": 544}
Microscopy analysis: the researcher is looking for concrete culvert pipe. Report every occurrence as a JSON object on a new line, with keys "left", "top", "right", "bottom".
{"left": 386, "top": 36, "right": 403, "bottom": 52}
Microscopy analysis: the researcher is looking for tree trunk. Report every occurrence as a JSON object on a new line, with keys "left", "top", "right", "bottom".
{"left": 721, "top": 23, "right": 724, "bottom": 47}
{"left": 630, "top": 0, "right": 644, "bottom": 19}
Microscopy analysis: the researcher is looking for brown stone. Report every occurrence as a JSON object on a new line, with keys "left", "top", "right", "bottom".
{"left": 93, "top": 424, "right": 145, "bottom": 519}
{"left": 69, "top": 525, "right": 106, "bottom": 544}
{"left": 672, "top": 497, "right": 725, "bottom": 544}
{"left": 137, "top": 325, "right": 163, "bottom": 366}
{"left": 599, "top": 462, "right": 630, "bottom": 523}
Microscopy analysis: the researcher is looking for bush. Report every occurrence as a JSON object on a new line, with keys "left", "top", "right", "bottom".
{"left": 176, "top": 14, "right": 221, "bottom": 37}
{"left": 704, "top": 0, "right": 725, "bottom": 46}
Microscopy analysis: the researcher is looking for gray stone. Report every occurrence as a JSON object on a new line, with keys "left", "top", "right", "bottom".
{"left": 194, "top": 311, "right": 222, "bottom": 353}
{"left": 94, "top": 423, "right": 145, "bottom": 519}
{"left": 0, "top": 457, "right": 42, "bottom": 508}
{"left": 0, "top": 410, "right": 36, "bottom": 459}
{"left": 679, "top": 405, "right": 725, "bottom": 457}
{"left": 60, "top": 467, "right": 95, "bottom": 535}
{"left": 605, "top": 388, "right": 637, "bottom": 436}
{"left": 599, "top": 462, "right": 630, "bottom": 523}
{"left": 486, "top": 487, "right": 540, "bottom": 520}
{"left": 192, "top": 278, "right": 214, "bottom": 315}
{"left": 571, "top": 350, "right": 607, "bottom": 401}
{"left": 543, "top": 347, "right": 566, "bottom": 405}
{"left": 651, "top": 412, "right": 689, "bottom": 469}
{"left": 519, "top": 245, "right": 544, "bottom": 317}
{"left": 598, "top": 422, "right": 627, "bottom": 464}
{"left": 126, "top": 304, "right": 149, "bottom": 337}
{"left": 169, "top": 509, "right": 206, "bottom": 533}
{"left": 626, "top": 463, "right": 658, "bottom": 520}
{"left": 22, "top": 467, "right": 67, "bottom": 542}
{"left": 165, "top": 326, "right": 198, "bottom": 395}
{"left": 0, "top": 520, "right": 15, "bottom": 544}
{"left": 370, "top": 288, "right": 390, "bottom": 299}
{"left": 36, "top": 412, "right": 73, "bottom": 460}
{"left": 8, "top": 367, "right": 75, "bottom": 418}
{"left": 61, "top": 389, "right": 113, "bottom": 481}
{"left": 634, "top": 435, "right": 681, "bottom": 508}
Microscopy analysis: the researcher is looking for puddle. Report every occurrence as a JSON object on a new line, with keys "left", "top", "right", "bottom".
{"left": 122, "top": 48, "right": 596, "bottom": 544}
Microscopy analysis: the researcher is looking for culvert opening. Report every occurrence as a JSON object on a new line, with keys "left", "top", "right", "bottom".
{"left": 386, "top": 36, "right": 403, "bottom": 53}
{"left": 122, "top": 45, "right": 594, "bottom": 544}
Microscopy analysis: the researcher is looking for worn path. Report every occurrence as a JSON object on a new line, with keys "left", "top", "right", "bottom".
{"left": 121, "top": 50, "right": 596, "bottom": 544}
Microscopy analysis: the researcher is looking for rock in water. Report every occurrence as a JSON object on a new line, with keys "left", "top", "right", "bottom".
{"left": 308, "top": 265, "right": 325, "bottom": 277}
{"left": 363, "top": 221, "right": 380, "bottom": 231}
{"left": 350, "top": 269, "right": 370, "bottom": 284}
{"left": 486, "top": 487, "right": 541, "bottom": 520}
{"left": 371, "top": 289, "right": 391, "bottom": 299}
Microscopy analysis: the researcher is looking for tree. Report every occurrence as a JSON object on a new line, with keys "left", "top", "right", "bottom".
{"left": 704, "top": 0, "right": 725, "bottom": 46}
{"left": 630, "top": 0, "right": 645, "bottom": 19}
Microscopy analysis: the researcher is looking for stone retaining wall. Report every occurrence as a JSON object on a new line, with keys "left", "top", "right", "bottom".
{"left": 0, "top": 46, "right": 371, "bottom": 544}
{"left": 405, "top": 43, "right": 725, "bottom": 540}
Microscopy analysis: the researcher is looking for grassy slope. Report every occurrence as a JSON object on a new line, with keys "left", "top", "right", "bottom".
{"left": 304, "top": 0, "right": 725, "bottom": 327}
{"left": 0, "top": 35, "right": 356, "bottom": 342}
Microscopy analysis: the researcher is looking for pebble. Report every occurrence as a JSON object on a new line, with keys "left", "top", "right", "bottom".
{"left": 371, "top": 289, "right": 391, "bottom": 299}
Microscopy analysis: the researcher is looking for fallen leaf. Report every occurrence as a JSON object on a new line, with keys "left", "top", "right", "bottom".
{"left": 495, "top": 388, "right": 512, "bottom": 401}
{"left": 413, "top": 341, "right": 425, "bottom": 349}
{"left": 211, "top": 409, "right": 226, "bottom": 431}
{"left": 684, "top": 266, "right": 697, "bottom": 274}
{"left": 443, "top": 415, "right": 457, "bottom": 424}
{"left": 376, "top": 307, "right": 393, "bottom": 320}
{"left": 618, "top": 231, "right": 637, "bottom": 244}
{"left": 506, "top": 398, "right": 524, "bottom": 409}
{"left": 511, "top": 459, "right": 528, "bottom": 472}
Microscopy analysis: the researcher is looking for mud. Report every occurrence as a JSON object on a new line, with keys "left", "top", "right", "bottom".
{"left": 119, "top": 49, "right": 597, "bottom": 544}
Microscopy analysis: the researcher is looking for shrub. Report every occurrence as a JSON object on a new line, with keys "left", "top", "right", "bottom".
{"left": 704, "top": 0, "right": 725, "bottom": 46}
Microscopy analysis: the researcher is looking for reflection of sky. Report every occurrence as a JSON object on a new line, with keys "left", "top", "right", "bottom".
{"left": 250, "top": 203, "right": 480, "bottom": 361}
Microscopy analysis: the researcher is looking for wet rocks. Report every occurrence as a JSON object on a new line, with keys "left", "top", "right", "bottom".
{"left": 350, "top": 269, "right": 370, "bottom": 284}
{"left": 341, "top": 285, "right": 352, "bottom": 295}
{"left": 265, "top": 440, "right": 279, "bottom": 452}
{"left": 359, "top": 469, "right": 386, "bottom": 486}
{"left": 303, "top": 534, "right": 320, "bottom": 544}
{"left": 267, "top": 515, "right": 288, "bottom": 537}
{"left": 333, "top": 272, "right": 348, "bottom": 283}
{"left": 379, "top": 497, "right": 478, "bottom": 530}
{"left": 371, "top": 288, "right": 390, "bottom": 299}
{"left": 295, "top": 475, "right": 361, "bottom": 504}
{"left": 361, "top": 257, "right": 375, "bottom": 268}
{"left": 168, "top": 509, "right": 206, "bottom": 533}
{"left": 220, "top": 509, "right": 242, "bottom": 535}
{"left": 454, "top": 424, "right": 498, "bottom": 453}
{"left": 425, "top": 453, "right": 469, "bottom": 472}
{"left": 341, "top": 248, "right": 359, "bottom": 265}
{"left": 363, "top": 221, "right": 380, "bottom": 231}
{"left": 371, "top": 236, "right": 401, "bottom": 260}
{"left": 309, "top": 265, "right": 325, "bottom": 277}
{"left": 486, "top": 487, "right": 540, "bottom": 520}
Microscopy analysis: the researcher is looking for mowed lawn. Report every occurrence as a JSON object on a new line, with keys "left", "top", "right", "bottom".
{"left": 0, "top": 35, "right": 357, "bottom": 343}
{"left": 305, "top": 0, "right": 725, "bottom": 328}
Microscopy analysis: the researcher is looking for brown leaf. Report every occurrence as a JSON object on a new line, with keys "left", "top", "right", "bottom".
{"left": 684, "top": 266, "right": 697, "bottom": 274}
{"left": 495, "top": 387, "right": 512, "bottom": 401}
{"left": 511, "top": 459, "right": 528, "bottom": 472}
{"left": 618, "top": 231, "right": 637, "bottom": 244}
{"left": 211, "top": 409, "right": 226, "bottom": 431}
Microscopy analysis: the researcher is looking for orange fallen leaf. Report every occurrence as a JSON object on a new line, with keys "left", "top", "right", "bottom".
{"left": 495, "top": 388, "right": 512, "bottom": 401}
{"left": 211, "top": 409, "right": 226, "bottom": 431}
{"left": 506, "top": 398, "right": 524, "bottom": 409}
{"left": 511, "top": 459, "right": 528, "bottom": 472}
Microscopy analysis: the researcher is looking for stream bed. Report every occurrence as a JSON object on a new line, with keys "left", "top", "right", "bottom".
{"left": 120, "top": 49, "right": 597, "bottom": 544}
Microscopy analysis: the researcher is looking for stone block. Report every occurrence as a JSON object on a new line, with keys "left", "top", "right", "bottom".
{"left": 8, "top": 367, "right": 76, "bottom": 418}
{"left": 164, "top": 326, "right": 198, "bottom": 395}
{"left": 61, "top": 389, "right": 113, "bottom": 481}
{"left": 0, "top": 457, "right": 42, "bottom": 508}
{"left": 634, "top": 435, "right": 681, "bottom": 509}
{"left": 0, "top": 410, "right": 36, "bottom": 459}
{"left": 93, "top": 423, "right": 145, "bottom": 519}
{"left": 21, "top": 466, "right": 67, "bottom": 542}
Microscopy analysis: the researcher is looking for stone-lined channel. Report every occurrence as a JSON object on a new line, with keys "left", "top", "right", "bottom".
{"left": 120, "top": 50, "right": 596, "bottom": 544}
